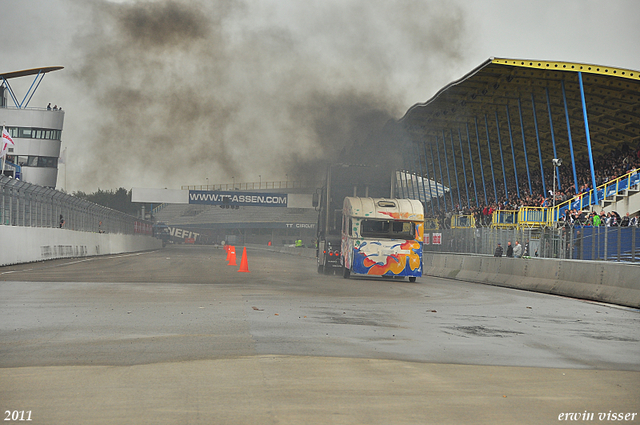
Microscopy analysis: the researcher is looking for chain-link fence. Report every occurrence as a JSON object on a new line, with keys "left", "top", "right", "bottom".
{"left": 0, "top": 175, "right": 151, "bottom": 235}
{"left": 423, "top": 222, "right": 639, "bottom": 262}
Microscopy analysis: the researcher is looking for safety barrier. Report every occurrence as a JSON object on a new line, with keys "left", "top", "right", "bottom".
{"left": 518, "top": 207, "right": 548, "bottom": 228}
{"left": 423, "top": 252, "right": 640, "bottom": 308}
{"left": 450, "top": 214, "right": 474, "bottom": 229}
{"left": 1, "top": 175, "right": 151, "bottom": 235}
{"left": 424, "top": 217, "right": 439, "bottom": 231}
{"left": 491, "top": 210, "right": 518, "bottom": 228}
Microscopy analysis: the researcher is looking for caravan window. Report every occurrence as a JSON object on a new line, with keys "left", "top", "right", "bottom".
{"left": 360, "top": 219, "right": 415, "bottom": 239}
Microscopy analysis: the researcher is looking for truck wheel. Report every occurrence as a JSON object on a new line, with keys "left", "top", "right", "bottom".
{"left": 342, "top": 265, "right": 350, "bottom": 279}
{"left": 409, "top": 276, "right": 416, "bottom": 283}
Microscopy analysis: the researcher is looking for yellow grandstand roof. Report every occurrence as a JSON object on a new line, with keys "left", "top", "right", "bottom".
{"left": 400, "top": 57, "right": 640, "bottom": 160}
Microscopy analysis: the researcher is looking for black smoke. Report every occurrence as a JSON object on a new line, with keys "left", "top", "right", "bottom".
{"left": 69, "top": 0, "right": 466, "bottom": 189}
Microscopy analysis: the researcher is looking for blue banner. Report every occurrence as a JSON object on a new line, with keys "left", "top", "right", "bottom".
{"left": 189, "top": 190, "right": 288, "bottom": 207}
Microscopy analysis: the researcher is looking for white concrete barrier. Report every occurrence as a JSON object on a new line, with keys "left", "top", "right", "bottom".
{"left": 423, "top": 253, "right": 640, "bottom": 309}
{"left": 0, "top": 226, "right": 163, "bottom": 266}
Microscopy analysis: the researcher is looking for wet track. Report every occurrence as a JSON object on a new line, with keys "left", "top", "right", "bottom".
{"left": 1, "top": 245, "right": 638, "bottom": 424}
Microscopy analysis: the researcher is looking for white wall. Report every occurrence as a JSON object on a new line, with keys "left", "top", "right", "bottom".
{"left": 0, "top": 226, "right": 163, "bottom": 267}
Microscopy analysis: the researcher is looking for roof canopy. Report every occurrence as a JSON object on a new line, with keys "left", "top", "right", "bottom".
{"left": 400, "top": 57, "right": 640, "bottom": 161}
{"left": 0, "top": 66, "right": 63, "bottom": 80}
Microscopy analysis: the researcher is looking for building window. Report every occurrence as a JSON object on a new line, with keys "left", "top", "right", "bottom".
{"left": 38, "top": 157, "right": 58, "bottom": 168}
{"left": 6, "top": 127, "right": 61, "bottom": 140}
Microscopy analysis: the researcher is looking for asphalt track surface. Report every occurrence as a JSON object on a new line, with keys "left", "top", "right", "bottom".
{"left": 0, "top": 245, "right": 638, "bottom": 424}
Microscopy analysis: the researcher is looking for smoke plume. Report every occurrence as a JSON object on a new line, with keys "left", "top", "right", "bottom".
{"left": 67, "top": 0, "right": 467, "bottom": 190}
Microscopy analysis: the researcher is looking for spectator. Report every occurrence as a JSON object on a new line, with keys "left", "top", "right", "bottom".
{"left": 494, "top": 242, "right": 503, "bottom": 257}
{"left": 513, "top": 241, "right": 522, "bottom": 258}
{"left": 47, "top": 103, "right": 51, "bottom": 110}
{"left": 621, "top": 213, "right": 630, "bottom": 227}
{"left": 506, "top": 241, "right": 513, "bottom": 258}
{"left": 59, "top": 214, "right": 65, "bottom": 228}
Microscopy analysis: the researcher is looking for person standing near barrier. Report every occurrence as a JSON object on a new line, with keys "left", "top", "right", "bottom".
{"left": 513, "top": 241, "right": 522, "bottom": 258}
{"left": 506, "top": 241, "right": 513, "bottom": 258}
{"left": 523, "top": 240, "right": 530, "bottom": 258}
{"left": 494, "top": 242, "right": 503, "bottom": 257}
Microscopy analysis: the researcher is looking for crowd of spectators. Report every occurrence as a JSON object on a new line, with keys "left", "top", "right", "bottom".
{"left": 425, "top": 141, "right": 640, "bottom": 228}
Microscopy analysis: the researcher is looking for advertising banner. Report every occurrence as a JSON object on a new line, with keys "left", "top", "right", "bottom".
{"left": 189, "top": 190, "right": 288, "bottom": 207}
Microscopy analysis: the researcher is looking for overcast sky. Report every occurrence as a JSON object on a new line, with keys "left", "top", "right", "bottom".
{"left": 2, "top": 0, "right": 639, "bottom": 193}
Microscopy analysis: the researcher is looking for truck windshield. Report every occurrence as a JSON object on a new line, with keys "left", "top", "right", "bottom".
{"left": 360, "top": 220, "right": 415, "bottom": 240}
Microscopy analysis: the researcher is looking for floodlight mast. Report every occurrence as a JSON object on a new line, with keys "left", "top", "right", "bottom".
{"left": 552, "top": 158, "right": 562, "bottom": 220}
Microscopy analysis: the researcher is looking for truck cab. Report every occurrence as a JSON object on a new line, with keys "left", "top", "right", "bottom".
{"left": 341, "top": 197, "right": 424, "bottom": 282}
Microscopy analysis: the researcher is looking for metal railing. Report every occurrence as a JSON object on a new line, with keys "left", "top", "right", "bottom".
{"left": 423, "top": 223, "right": 639, "bottom": 262}
{"left": 550, "top": 170, "right": 640, "bottom": 222}
{"left": 0, "top": 175, "right": 151, "bottom": 235}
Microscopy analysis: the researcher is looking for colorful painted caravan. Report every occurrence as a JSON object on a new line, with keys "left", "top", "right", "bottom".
{"left": 341, "top": 197, "right": 424, "bottom": 282}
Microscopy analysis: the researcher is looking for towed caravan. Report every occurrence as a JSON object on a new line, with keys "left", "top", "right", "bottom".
{"left": 341, "top": 197, "right": 424, "bottom": 282}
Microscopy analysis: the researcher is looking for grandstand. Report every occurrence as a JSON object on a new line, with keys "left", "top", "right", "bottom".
{"left": 394, "top": 57, "right": 640, "bottom": 222}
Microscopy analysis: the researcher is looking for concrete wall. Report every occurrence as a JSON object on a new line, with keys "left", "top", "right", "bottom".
{"left": 0, "top": 226, "right": 163, "bottom": 267}
{"left": 424, "top": 253, "right": 640, "bottom": 309}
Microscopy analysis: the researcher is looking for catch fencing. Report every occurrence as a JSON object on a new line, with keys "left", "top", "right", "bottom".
{"left": 424, "top": 222, "right": 639, "bottom": 262}
{"left": 0, "top": 175, "right": 151, "bottom": 235}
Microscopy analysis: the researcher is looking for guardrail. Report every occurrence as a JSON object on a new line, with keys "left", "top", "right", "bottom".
{"left": 550, "top": 170, "right": 640, "bottom": 222}
{"left": 451, "top": 214, "right": 475, "bottom": 229}
{"left": 0, "top": 175, "right": 151, "bottom": 235}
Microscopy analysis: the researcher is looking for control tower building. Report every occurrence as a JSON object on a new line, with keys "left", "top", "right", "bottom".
{"left": 0, "top": 66, "right": 64, "bottom": 188}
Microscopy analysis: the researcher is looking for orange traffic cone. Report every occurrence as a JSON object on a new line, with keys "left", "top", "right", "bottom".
{"left": 225, "top": 245, "right": 231, "bottom": 262}
{"left": 227, "top": 246, "right": 237, "bottom": 266}
{"left": 238, "top": 247, "right": 250, "bottom": 273}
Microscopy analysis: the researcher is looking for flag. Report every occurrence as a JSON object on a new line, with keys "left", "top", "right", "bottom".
{"left": 1, "top": 126, "right": 15, "bottom": 158}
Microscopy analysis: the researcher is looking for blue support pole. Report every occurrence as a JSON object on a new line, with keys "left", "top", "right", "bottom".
{"left": 505, "top": 105, "right": 520, "bottom": 199}
{"left": 495, "top": 111, "right": 508, "bottom": 200}
{"left": 474, "top": 117, "right": 488, "bottom": 205}
{"left": 402, "top": 153, "right": 412, "bottom": 199}
{"left": 578, "top": 72, "right": 599, "bottom": 204}
{"left": 406, "top": 151, "right": 417, "bottom": 200}
{"left": 422, "top": 142, "right": 435, "bottom": 215}
{"left": 441, "top": 130, "right": 455, "bottom": 210}
{"left": 562, "top": 80, "right": 579, "bottom": 195}
{"left": 546, "top": 87, "right": 561, "bottom": 191}
{"left": 1, "top": 78, "right": 20, "bottom": 107}
{"left": 402, "top": 152, "right": 415, "bottom": 199}
{"left": 531, "top": 92, "right": 547, "bottom": 197}
{"left": 414, "top": 144, "right": 429, "bottom": 211}
{"left": 397, "top": 168, "right": 405, "bottom": 198}
{"left": 429, "top": 142, "right": 447, "bottom": 212}
{"left": 410, "top": 146, "right": 422, "bottom": 203}
{"left": 517, "top": 98, "right": 533, "bottom": 195}
{"left": 449, "top": 129, "right": 462, "bottom": 208}
{"left": 458, "top": 128, "right": 471, "bottom": 207}
{"left": 434, "top": 135, "right": 448, "bottom": 212}
{"left": 19, "top": 70, "right": 45, "bottom": 108}
{"left": 484, "top": 114, "right": 498, "bottom": 204}
{"left": 466, "top": 123, "right": 479, "bottom": 206}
